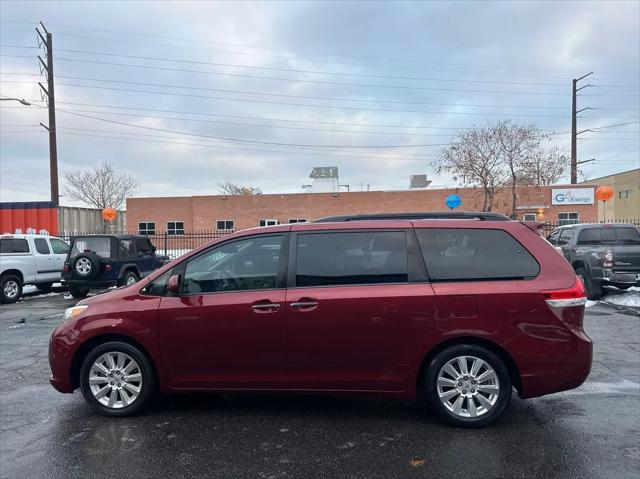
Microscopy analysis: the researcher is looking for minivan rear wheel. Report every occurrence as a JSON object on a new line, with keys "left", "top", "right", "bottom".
{"left": 79, "top": 341, "right": 154, "bottom": 417}
{"left": 425, "top": 344, "right": 511, "bottom": 427}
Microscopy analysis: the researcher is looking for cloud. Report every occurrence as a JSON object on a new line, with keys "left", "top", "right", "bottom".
{"left": 1, "top": 0, "right": 638, "bottom": 204}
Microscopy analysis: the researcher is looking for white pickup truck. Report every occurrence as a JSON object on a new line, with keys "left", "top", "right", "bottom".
{"left": 0, "top": 234, "right": 70, "bottom": 304}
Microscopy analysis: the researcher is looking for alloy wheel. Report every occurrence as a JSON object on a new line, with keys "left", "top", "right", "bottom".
{"left": 3, "top": 280, "right": 19, "bottom": 299}
{"left": 76, "top": 258, "right": 92, "bottom": 275}
{"left": 88, "top": 352, "right": 143, "bottom": 409}
{"left": 436, "top": 355, "right": 500, "bottom": 418}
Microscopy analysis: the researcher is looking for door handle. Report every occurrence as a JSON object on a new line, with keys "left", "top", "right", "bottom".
{"left": 251, "top": 302, "right": 280, "bottom": 313}
{"left": 290, "top": 299, "right": 319, "bottom": 310}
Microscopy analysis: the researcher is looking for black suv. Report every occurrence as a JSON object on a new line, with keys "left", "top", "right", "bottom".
{"left": 547, "top": 223, "right": 640, "bottom": 299}
{"left": 61, "top": 235, "right": 169, "bottom": 298}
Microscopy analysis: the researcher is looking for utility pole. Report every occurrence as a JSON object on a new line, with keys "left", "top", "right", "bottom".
{"left": 36, "top": 22, "right": 59, "bottom": 206}
{"left": 570, "top": 72, "right": 593, "bottom": 184}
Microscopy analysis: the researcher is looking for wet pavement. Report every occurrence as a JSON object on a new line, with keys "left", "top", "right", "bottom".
{"left": 0, "top": 294, "right": 639, "bottom": 479}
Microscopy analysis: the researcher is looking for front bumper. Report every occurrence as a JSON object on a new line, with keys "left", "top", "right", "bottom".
{"left": 48, "top": 323, "right": 78, "bottom": 393}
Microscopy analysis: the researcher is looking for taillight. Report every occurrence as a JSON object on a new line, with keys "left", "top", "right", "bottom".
{"left": 542, "top": 279, "right": 587, "bottom": 328}
{"left": 602, "top": 249, "right": 613, "bottom": 268}
{"left": 63, "top": 264, "right": 70, "bottom": 273}
{"left": 542, "top": 279, "right": 587, "bottom": 308}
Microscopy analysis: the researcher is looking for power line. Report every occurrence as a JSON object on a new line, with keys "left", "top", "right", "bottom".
{"left": 3, "top": 19, "right": 639, "bottom": 78}
{"left": 30, "top": 103, "right": 454, "bottom": 149}
{"left": 50, "top": 81, "right": 620, "bottom": 118}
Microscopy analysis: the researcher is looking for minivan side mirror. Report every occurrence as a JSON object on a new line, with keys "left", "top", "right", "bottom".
{"left": 166, "top": 274, "right": 181, "bottom": 295}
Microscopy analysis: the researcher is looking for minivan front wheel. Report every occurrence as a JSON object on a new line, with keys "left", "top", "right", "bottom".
{"left": 425, "top": 345, "right": 511, "bottom": 427}
{"left": 80, "top": 341, "right": 154, "bottom": 416}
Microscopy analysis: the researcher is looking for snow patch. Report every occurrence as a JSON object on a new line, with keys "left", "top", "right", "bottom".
{"left": 603, "top": 290, "right": 640, "bottom": 308}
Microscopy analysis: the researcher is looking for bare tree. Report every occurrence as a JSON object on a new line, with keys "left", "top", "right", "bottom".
{"left": 218, "top": 181, "right": 261, "bottom": 195}
{"left": 64, "top": 162, "right": 138, "bottom": 229}
{"left": 436, "top": 124, "right": 506, "bottom": 211}
{"left": 437, "top": 120, "right": 568, "bottom": 216}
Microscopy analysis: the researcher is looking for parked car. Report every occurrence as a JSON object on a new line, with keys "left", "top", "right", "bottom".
{"left": 0, "top": 234, "right": 70, "bottom": 304}
{"left": 547, "top": 223, "right": 640, "bottom": 300}
{"left": 61, "top": 234, "right": 169, "bottom": 298}
{"left": 49, "top": 213, "right": 592, "bottom": 427}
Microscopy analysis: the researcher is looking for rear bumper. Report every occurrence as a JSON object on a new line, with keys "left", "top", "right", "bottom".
{"left": 513, "top": 326, "right": 593, "bottom": 399}
{"left": 600, "top": 271, "right": 640, "bottom": 286}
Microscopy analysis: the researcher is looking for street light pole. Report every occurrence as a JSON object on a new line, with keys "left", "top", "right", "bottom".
{"left": 0, "top": 98, "right": 31, "bottom": 105}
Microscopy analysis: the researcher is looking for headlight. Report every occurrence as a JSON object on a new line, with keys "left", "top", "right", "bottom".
{"left": 63, "top": 305, "right": 88, "bottom": 321}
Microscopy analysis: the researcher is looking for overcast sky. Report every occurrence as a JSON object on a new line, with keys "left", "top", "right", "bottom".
{"left": 1, "top": 0, "right": 638, "bottom": 205}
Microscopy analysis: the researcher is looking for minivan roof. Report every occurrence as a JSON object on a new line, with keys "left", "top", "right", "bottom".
{"left": 313, "top": 212, "right": 511, "bottom": 223}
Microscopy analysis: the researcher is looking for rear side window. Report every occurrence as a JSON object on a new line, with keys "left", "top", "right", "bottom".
{"left": 416, "top": 228, "right": 539, "bottom": 281}
{"left": 50, "top": 238, "right": 70, "bottom": 254}
{"left": 0, "top": 238, "right": 29, "bottom": 253}
{"left": 295, "top": 231, "right": 408, "bottom": 287}
{"left": 577, "top": 227, "right": 640, "bottom": 245}
{"left": 34, "top": 238, "right": 51, "bottom": 254}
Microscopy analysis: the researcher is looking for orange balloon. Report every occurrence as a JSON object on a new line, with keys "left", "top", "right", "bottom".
{"left": 595, "top": 186, "right": 614, "bottom": 202}
{"left": 101, "top": 207, "right": 117, "bottom": 221}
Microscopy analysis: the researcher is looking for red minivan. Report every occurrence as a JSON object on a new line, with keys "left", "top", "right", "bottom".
{"left": 49, "top": 213, "right": 592, "bottom": 427}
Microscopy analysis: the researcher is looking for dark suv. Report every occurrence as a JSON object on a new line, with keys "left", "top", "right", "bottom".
{"left": 50, "top": 213, "right": 591, "bottom": 427}
{"left": 61, "top": 235, "right": 168, "bottom": 298}
{"left": 548, "top": 224, "right": 640, "bottom": 299}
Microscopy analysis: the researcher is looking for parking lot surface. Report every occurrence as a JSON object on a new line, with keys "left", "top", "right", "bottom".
{"left": 1, "top": 292, "right": 639, "bottom": 479}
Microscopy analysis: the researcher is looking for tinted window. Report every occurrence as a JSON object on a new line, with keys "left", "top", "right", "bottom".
{"left": 0, "top": 238, "right": 29, "bottom": 253}
{"left": 416, "top": 228, "right": 539, "bottom": 281}
{"left": 183, "top": 235, "right": 282, "bottom": 294}
{"left": 141, "top": 270, "right": 171, "bottom": 296}
{"left": 119, "top": 239, "right": 136, "bottom": 258}
{"left": 34, "top": 238, "right": 50, "bottom": 254}
{"left": 547, "top": 230, "right": 560, "bottom": 245}
{"left": 71, "top": 237, "right": 111, "bottom": 258}
{"left": 557, "top": 229, "right": 573, "bottom": 246}
{"left": 50, "top": 238, "right": 70, "bottom": 254}
{"left": 295, "top": 231, "right": 408, "bottom": 287}
{"left": 136, "top": 238, "right": 152, "bottom": 253}
{"left": 578, "top": 227, "right": 640, "bottom": 245}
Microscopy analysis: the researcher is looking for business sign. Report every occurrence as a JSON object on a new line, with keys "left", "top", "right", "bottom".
{"left": 551, "top": 188, "right": 595, "bottom": 205}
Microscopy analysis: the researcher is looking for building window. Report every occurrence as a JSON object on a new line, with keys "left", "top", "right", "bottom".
{"left": 288, "top": 218, "right": 308, "bottom": 224}
{"left": 522, "top": 213, "right": 537, "bottom": 221}
{"left": 619, "top": 189, "right": 632, "bottom": 200}
{"left": 259, "top": 219, "right": 279, "bottom": 227}
{"left": 138, "top": 222, "right": 156, "bottom": 235}
{"left": 558, "top": 212, "right": 579, "bottom": 226}
{"left": 167, "top": 221, "right": 185, "bottom": 235}
{"left": 216, "top": 220, "right": 234, "bottom": 231}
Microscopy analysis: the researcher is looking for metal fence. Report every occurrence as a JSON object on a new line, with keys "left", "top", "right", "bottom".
{"left": 58, "top": 219, "right": 640, "bottom": 259}
{"left": 58, "top": 230, "right": 233, "bottom": 259}
{"left": 541, "top": 218, "right": 640, "bottom": 236}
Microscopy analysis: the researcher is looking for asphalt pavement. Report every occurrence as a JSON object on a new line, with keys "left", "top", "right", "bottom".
{"left": 0, "top": 292, "right": 638, "bottom": 479}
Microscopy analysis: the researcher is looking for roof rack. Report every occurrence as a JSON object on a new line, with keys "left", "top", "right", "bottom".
{"left": 312, "top": 212, "right": 511, "bottom": 223}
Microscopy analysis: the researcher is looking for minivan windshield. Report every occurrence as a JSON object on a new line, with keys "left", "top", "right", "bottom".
{"left": 71, "top": 237, "right": 111, "bottom": 258}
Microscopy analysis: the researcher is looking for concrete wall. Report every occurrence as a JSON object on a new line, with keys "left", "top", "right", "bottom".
{"left": 58, "top": 206, "right": 127, "bottom": 234}
{"left": 127, "top": 185, "right": 599, "bottom": 233}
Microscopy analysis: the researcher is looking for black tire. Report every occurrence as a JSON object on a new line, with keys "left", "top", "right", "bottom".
{"left": 119, "top": 270, "right": 139, "bottom": 287}
{"left": 576, "top": 267, "right": 603, "bottom": 300}
{"left": 68, "top": 285, "right": 90, "bottom": 299}
{"left": 36, "top": 282, "right": 53, "bottom": 293}
{"left": 72, "top": 253, "right": 101, "bottom": 280}
{"left": 0, "top": 274, "right": 23, "bottom": 304}
{"left": 79, "top": 341, "right": 155, "bottom": 417}
{"left": 424, "top": 344, "right": 512, "bottom": 428}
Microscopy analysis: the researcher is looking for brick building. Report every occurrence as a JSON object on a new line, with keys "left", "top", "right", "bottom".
{"left": 126, "top": 184, "right": 599, "bottom": 234}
